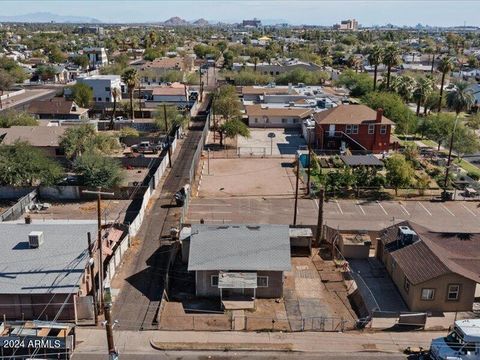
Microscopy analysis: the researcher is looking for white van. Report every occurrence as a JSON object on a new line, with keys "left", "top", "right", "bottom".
{"left": 430, "top": 319, "right": 480, "bottom": 360}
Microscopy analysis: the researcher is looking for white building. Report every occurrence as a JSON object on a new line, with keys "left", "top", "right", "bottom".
{"left": 83, "top": 47, "right": 108, "bottom": 69}
{"left": 76, "top": 75, "right": 123, "bottom": 104}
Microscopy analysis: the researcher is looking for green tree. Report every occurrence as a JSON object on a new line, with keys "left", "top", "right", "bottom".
{"left": 121, "top": 68, "right": 139, "bottom": 120}
{"left": 219, "top": 119, "right": 250, "bottom": 146}
{"left": 154, "top": 104, "right": 189, "bottom": 132}
{"left": 48, "top": 46, "right": 66, "bottom": 63}
{"left": 437, "top": 57, "right": 455, "bottom": 113}
{"left": 335, "top": 69, "right": 372, "bottom": 97}
{"left": 73, "top": 151, "right": 122, "bottom": 188}
{"left": 362, "top": 91, "right": 417, "bottom": 135}
{"left": 73, "top": 54, "right": 89, "bottom": 69}
{"left": 0, "top": 141, "right": 63, "bottom": 186}
{"left": 60, "top": 124, "right": 97, "bottom": 159}
{"left": 383, "top": 45, "right": 401, "bottom": 90}
{"left": 68, "top": 83, "right": 93, "bottom": 108}
{"left": 413, "top": 76, "right": 434, "bottom": 116}
{"left": 368, "top": 45, "right": 383, "bottom": 91}
{"left": 385, "top": 154, "right": 414, "bottom": 195}
{"left": 119, "top": 127, "right": 139, "bottom": 138}
{"left": 0, "top": 111, "right": 38, "bottom": 127}
{"left": 390, "top": 75, "right": 416, "bottom": 102}
{"left": 0, "top": 69, "right": 15, "bottom": 109}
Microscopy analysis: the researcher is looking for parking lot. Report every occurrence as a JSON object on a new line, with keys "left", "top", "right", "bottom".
{"left": 236, "top": 129, "right": 306, "bottom": 156}
{"left": 187, "top": 197, "right": 480, "bottom": 232}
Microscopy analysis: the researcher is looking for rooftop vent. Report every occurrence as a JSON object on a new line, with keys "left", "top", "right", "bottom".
{"left": 28, "top": 231, "right": 44, "bottom": 248}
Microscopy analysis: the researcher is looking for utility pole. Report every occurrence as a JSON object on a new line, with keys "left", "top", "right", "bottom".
{"left": 293, "top": 158, "right": 300, "bottom": 226}
{"left": 443, "top": 114, "right": 459, "bottom": 197}
{"left": 82, "top": 187, "right": 114, "bottom": 314}
{"left": 212, "top": 96, "right": 216, "bottom": 142}
{"left": 104, "top": 302, "right": 118, "bottom": 360}
{"left": 199, "top": 67, "right": 203, "bottom": 102}
{"left": 163, "top": 104, "right": 172, "bottom": 168}
{"left": 87, "top": 232, "right": 98, "bottom": 325}
{"left": 137, "top": 83, "right": 143, "bottom": 119}
{"left": 315, "top": 188, "right": 325, "bottom": 246}
{"left": 306, "top": 129, "right": 312, "bottom": 195}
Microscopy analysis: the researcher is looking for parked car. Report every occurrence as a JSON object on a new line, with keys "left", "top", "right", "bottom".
{"left": 131, "top": 141, "right": 161, "bottom": 154}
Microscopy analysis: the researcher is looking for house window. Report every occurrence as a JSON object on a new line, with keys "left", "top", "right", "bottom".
{"left": 447, "top": 284, "right": 460, "bottom": 301}
{"left": 98, "top": 97, "right": 102, "bottom": 102}
{"left": 106, "top": 97, "right": 110, "bottom": 102}
{"left": 257, "top": 276, "right": 269, "bottom": 287}
{"left": 345, "top": 125, "right": 352, "bottom": 134}
{"left": 265, "top": 118, "right": 269, "bottom": 123}
{"left": 368, "top": 124, "right": 375, "bottom": 135}
{"left": 404, "top": 277, "right": 410, "bottom": 293}
{"left": 282, "top": 118, "right": 287, "bottom": 124}
{"left": 380, "top": 125, "right": 387, "bottom": 135}
{"left": 293, "top": 119, "right": 298, "bottom": 124}
{"left": 421, "top": 288, "right": 435, "bottom": 300}
{"left": 211, "top": 275, "right": 219, "bottom": 287}
{"left": 254, "top": 118, "right": 258, "bottom": 123}
{"left": 105, "top": 87, "right": 111, "bottom": 92}
{"left": 352, "top": 125, "right": 359, "bottom": 134}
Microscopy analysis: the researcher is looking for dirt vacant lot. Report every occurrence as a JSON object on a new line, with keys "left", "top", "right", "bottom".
{"left": 199, "top": 158, "right": 296, "bottom": 197}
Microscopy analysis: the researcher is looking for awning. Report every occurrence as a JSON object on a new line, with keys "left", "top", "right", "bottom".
{"left": 218, "top": 272, "right": 257, "bottom": 289}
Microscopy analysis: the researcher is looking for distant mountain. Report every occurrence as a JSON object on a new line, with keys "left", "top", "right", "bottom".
{"left": 0, "top": 12, "right": 101, "bottom": 23}
{"left": 162, "top": 16, "right": 189, "bottom": 26}
{"left": 193, "top": 18, "right": 209, "bottom": 26}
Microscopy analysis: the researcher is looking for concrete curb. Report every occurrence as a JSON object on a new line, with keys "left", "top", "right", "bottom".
{"left": 150, "top": 340, "right": 295, "bottom": 352}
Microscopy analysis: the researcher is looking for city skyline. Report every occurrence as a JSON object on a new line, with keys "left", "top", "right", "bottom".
{"left": 0, "top": 1, "right": 478, "bottom": 27}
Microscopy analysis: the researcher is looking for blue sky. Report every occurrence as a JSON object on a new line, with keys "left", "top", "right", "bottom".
{"left": 1, "top": 1, "right": 478, "bottom": 26}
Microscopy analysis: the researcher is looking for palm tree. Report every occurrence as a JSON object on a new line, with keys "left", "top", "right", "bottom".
{"left": 391, "top": 75, "right": 416, "bottom": 102}
{"left": 109, "top": 87, "right": 121, "bottom": 130}
{"left": 413, "top": 77, "right": 434, "bottom": 116}
{"left": 383, "top": 45, "right": 401, "bottom": 90}
{"left": 443, "top": 81, "right": 475, "bottom": 191}
{"left": 121, "top": 68, "right": 139, "bottom": 120}
{"left": 437, "top": 57, "right": 455, "bottom": 113}
{"left": 368, "top": 45, "right": 383, "bottom": 91}
{"left": 347, "top": 55, "right": 361, "bottom": 73}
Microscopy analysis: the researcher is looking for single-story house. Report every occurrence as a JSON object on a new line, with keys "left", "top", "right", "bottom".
{"left": 0, "top": 126, "right": 67, "bottom": 157}
{"left": 245, "top": 104, "right": 314, "bottom": 128}
{"left": 377, "top": 221, "right": 480, "bottom": 313}
{"left": 185, "top": 224, "right": 291, "bottom": 299}
{"left": 27, "top": 98, "right": 89, "bottom": 120}
{"left": 0, "top": 222, "right": 96, "bottom": 321}
{"left": 241, "top": 86, "right": 298, "bottom": 102}
{"left": 313, "top": 105, "right": 394, "bottom": 153}
{"left": 144, "top": 82, "right": 189, "bottom": 104}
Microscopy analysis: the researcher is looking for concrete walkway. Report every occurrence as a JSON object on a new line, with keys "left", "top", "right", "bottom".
{"left": 74, "top": 328, "right": 444, "bottom": 357}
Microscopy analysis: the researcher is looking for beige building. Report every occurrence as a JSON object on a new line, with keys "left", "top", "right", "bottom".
{"left": 244, "top": 104, "right": 313, "bottom": 128}
{"left": 377, "top": 222, "right": 479, "bottom": 313}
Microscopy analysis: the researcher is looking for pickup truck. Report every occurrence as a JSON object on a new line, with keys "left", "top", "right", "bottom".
{"left": 131, "top": 141, "right": 162, "bottom": 154}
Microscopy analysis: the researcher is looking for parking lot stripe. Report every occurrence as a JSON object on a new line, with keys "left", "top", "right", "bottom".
{"left": 461, "top": 203, "right": 477, "bottom": 217}
{"left": 418, "top": 202, "right": 432, "bottom": 216}
{"left": 356, "top": 201, "right": 365, "bottom": 215}
{"left": 376, "top": 201, "right": 388, "bottom": 215}
{"left": 441, "top": 204, "right": 455, "bottom": 217}
{"left": 335, "top": 200, "right": 344, "bottom": 215}
{"left": 400, "top": 204, "right": 410, "bottom": 216}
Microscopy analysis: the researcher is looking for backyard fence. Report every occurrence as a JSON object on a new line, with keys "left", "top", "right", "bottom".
{"left": 0, "top": 189, "right": 37, "bottom": 221}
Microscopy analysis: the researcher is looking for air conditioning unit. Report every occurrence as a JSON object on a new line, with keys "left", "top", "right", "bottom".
{"left": 28, "top": 231, "right": 44, "bottom": 248}
{"left": 397, "top": 226, "right": 418, "bottom": 246}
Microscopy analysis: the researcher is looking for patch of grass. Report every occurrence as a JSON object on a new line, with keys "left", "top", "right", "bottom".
{"left": 456, "top": 159, "right": 480, "bottom": 178}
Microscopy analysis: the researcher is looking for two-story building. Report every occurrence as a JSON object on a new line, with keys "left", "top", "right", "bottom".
{"left": 82, "top": 47, "right": 108, "bottom": 69}
{"left": 76, "top": 75, "right": 123, "bottom": 105}
{"left": 313, "top": 105, "right": 393, "bottom": 153}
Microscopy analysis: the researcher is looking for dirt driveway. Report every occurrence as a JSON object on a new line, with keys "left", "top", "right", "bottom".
{"left": 198, "top": 158, "right": 296, "bottom": 197}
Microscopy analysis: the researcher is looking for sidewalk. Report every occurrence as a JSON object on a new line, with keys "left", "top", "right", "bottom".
{"left": 75, "top": 328, "right": 444, "bottom": 355}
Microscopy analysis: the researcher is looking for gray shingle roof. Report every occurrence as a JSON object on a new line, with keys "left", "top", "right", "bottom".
{"left": 0, "top": 222, "right": 96, "bottom": 294}
{"left": 187, "top": 224, "right": 291, "bottom": 272}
